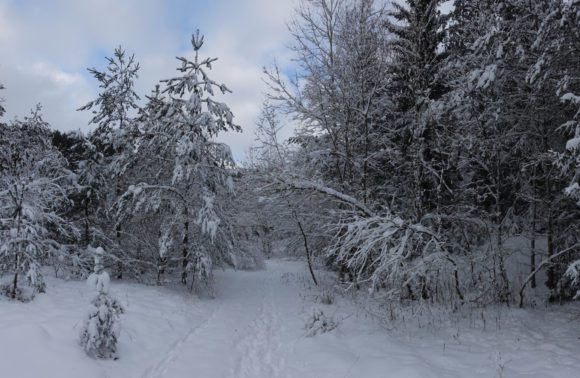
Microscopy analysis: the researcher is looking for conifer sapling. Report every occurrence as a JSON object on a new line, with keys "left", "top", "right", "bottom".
{"left": 79, "top": 246, "right": 124, "bottom": 359}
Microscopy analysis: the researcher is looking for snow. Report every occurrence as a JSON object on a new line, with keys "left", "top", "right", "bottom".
{"left": 0, "top": 260, "right": 579, "bottom": 377}
{"left": 87, "top": 271, "right": 110, "bottom": 293}
{"left": 476, "top": 64, "right": 497, "bottom": 89}
{"left": 226, "top": 175, "right": 235, "bottom": 193}
{"left": 566, "top": 137, "right": 580, "bottom": 150}
{"left": 561, "top": 92, "right": 580, "bottom": 105}
{"left": 278, "top": 178, "right": 374, "bottom": 216}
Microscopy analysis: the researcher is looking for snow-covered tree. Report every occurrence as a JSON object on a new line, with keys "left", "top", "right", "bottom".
{"left": 527, "top": 0, "right": 580, "bottom": 294}
{"left": 72, "top": 137, "right": 109, "bottom": 248}
{"left": 115, "top": 31, "right": 241, "bottom": 286}
{"left": 539, "top": 0, "right": 580, "bottom": 202}
{"left": 385, "top": 0, "right": 453, "bottom": 222}
{"left": 79, "top": 246, "right": 124, "bottom": 359}
{"left": 78, "top": 47, "right": 142, "bottom": 279}
{"left": 445, "top": 0, "right": 580, "bottom": 302}
{"left": 258, "top": 0, "right": 461, "bottom": 299}
{"left": 266, "top": 0, "right": 390, "bottom": 200}
{"left": 78, "top": 46, "right": 140, "bottom": 149}
{"left": 0, "top": 105, "right": 77, "bottom": 300}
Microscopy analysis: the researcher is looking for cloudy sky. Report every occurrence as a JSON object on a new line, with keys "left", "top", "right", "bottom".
{"left": 0, "top": 0, "right": 297, "bottom": 160}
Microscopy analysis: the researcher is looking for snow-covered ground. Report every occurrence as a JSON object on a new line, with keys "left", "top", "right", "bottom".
{"left": 1, "top": 259, "right": 579, "bottom": 377}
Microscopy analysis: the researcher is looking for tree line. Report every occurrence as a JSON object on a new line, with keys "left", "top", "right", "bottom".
{"left": 1, "top": 0, "right": 579, "bottom": 312}
{"left": 248, "top": 0, "right": 580, "bottom": 307}
{"left": 0, "top": 32, "right": 254, "bottom": 303}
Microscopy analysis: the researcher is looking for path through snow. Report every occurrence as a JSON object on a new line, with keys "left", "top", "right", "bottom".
{"left": 141, "top": 260, "right": 299, "bottom": 378}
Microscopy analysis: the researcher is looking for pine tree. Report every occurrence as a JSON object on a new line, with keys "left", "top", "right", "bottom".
{"left": 115, "top": 31, "right": 241, "bottom": 286}
{"left": 79, "top": 47, "right": 142, "bottom": 279}
{"left": 78, "top": 47, "right": 140, "bottom": 149}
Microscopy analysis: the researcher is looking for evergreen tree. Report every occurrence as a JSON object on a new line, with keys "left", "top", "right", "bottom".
{"left": 530, "top": 0, "right": 580, "bottom": 293}
{"left": 78, "top": 46, "right": 140, "bottom": 149}
{"left": 386, "top": 0, "right": 451, "bottom": 221}
{"left": 79, "top": 246, "right": 124, "bottom": 359}
{"left": 79, "top": 47, "right": 141, "bottom": 279}
{"left": 115, "top": 31, "right": 241, "bottom": 286}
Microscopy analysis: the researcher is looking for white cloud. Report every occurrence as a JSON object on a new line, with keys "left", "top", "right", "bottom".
{"left": 0, "top": 0, "right": 297, "bottom": 160}
{"left": 28, "top": 62, "right": 83, "bottom": 87}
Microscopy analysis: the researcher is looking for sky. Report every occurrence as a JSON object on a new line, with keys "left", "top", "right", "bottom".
{"left": 0, "top": 0, "right": 455, "bottom": 161}
{"left": 0, "top": 0, "right": 297, "bottom": 160}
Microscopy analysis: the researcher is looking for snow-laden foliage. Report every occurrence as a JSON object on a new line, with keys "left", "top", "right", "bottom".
{"left": 112, "top": 31, "right": 243, "bottom": 286}
{"left": 77, "top": 46, "right": 140, "bottom": 148}
{"left": 304, "top": 308, "right": 338, "bottom": 337}
{"left": 525, "top": 0, "right": 580, "bottom": 294}
{"left": 0, "top": 106, "right": 77, "bottom": 300}
{"left": 249, "top": 0, "right": 580, "bottom": 308}
{"left": 328, "top": 213, "right": 453, "bottom": 299}
{"left": 79, "top": 247, "right": 124, "bottom": 359}
{"left": 71, "top": 136, "right": 109, "bottom": 247}
{"left": 0, "top": 83, "right": 5, "bottom": 118}
{"left": 196, "top": 192, "right": 220, "bottom": 243}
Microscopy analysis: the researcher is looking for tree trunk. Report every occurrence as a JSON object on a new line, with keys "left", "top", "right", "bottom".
{"left": 299, "top": 220, "right": 318, "bottom": 286}
{"left": 12, "top": 209, "right": 22, "bottom": 299}
{"left": 292, "top": 208, "right": 318, "bottom": 286}
{"left": 530, "top": 198, "right": 537, "bottom": 289}
{"left": 11, "top": 258, "right": 19, "bottom": 299}
{"left": 181, "top": 206, "right": 189, "bottom": 285}
{"left": 157, "top": 256, "right": 167, "bottom": 285}
{"left": 519, "top": 243, "right": 580, "bottom": 307}
{"left": 84, "top": 205, "right": 90, "bottom": 247}
{"left": 362, "top": 116, "right": 369, "bottom": 205}
{"left": 495, "top": 156, "right": 509, "bottom": 303}
{"left": 545, "top": 209, "right": 556, "bottom": 290}
{"left": 116, "top": 179, "right": 123, "bottom": 279}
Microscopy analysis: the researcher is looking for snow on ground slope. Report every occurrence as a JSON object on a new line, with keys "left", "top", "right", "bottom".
{"left": 0, "top": 259, "right": 579, "bottom": 377}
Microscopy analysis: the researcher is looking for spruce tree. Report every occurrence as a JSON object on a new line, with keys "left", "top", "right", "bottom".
{"left": 79, "top": 246, "right": 124, "bottom": 359}
{"left": 386, "top": 0, "right": 451, "bottom": 221}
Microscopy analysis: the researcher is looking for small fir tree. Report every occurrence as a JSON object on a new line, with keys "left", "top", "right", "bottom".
{"left": 79, "top": 246, "right": 124, "bottom": 359}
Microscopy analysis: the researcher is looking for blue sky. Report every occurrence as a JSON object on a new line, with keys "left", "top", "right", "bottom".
{"left": 0, "top": 0, "right": 455, "bottom": 160}
{"left": 0, "top": 0, "right": 297, "bottom": 159}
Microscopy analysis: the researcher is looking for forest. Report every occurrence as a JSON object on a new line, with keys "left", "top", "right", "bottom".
{"left": 0, "top": 0, "right": 579, "bottom": 376}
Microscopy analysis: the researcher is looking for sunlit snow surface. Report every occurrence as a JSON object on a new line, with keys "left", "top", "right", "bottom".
{"left": 1, "top": 259, "right": 579, "bottom": 377}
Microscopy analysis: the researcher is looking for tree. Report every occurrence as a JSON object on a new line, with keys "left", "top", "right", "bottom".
{"left": 79, "top": 47, "right": 142, "bottom": 279}
{"left": 79, "top": 246, "right": 124, "bottom": 359}
{"left": 0, "top": 105, "right": 77, "bottom": 299}
{"left": 385, "top": 0, "right": 453, "bottom": 221}
{"left": 262, "top": 0, "right": 400, "bottom": 283}
{"left": 78, "top": 46, "right": 140, "bottom": 149}
{"left": 530, "top": 0, "right": 580, "bottom": 294}
{"left": 115, "top": 31, "right": 241, "bottom": 287}
{"left": 266, "top": 0, "right": 390, "bottom": 201}
{"left": 253, "top": 0, "right": 579, "bottom": 307}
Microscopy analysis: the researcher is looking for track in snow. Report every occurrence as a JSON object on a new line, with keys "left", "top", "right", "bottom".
{"left": 142, "top": 304, "right": 220, "bottom": 378}
{"left": 142, "top": 260, "right": 303, "bottom": 378}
